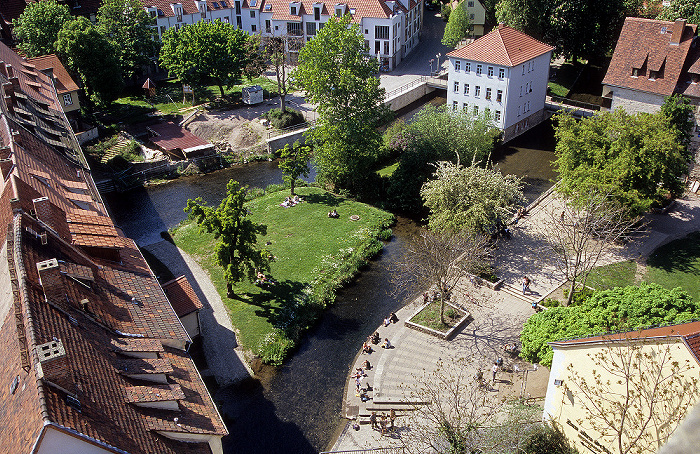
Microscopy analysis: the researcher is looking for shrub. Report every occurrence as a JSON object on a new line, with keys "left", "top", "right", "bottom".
{"left": 264, "top": 108, "right": 306, "bottom": 129}
{"left": 256, "top": 329, "right": 295, "bottom": 366}
{"left": 441, "top": 3, "right": 451, "bottom": 21}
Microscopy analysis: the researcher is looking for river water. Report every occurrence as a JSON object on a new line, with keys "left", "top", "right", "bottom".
{"left": 105, "top": 117, "right": 556, "bottom": 454}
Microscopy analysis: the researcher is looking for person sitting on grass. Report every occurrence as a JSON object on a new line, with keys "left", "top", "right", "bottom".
{"left": 328, "top": 209, "right": 339, "bottom": 218}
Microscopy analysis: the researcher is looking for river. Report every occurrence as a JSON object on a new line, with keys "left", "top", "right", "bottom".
{"left": 105, "top": 117, "right": 556, "bottom": 454}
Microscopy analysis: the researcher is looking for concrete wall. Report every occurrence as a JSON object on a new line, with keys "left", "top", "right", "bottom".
{"left": 36, "top": 426, "right": 115, "bottom": 454}
{"left": 609, "top": 86, "right": 666, "bottom": 114}
{"left": 266, "top": 128, "right": 308, "bottom": 153}
{"left": 385, "top": 82, "right": 436, "bottom": 111}
{"left": 181, "top": 311, "right": 200, "bottom": 338}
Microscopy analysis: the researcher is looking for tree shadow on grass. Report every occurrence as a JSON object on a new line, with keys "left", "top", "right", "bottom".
{"left": 304, "top": 191, "right": 344, "bottom": 207}
{"left": 243, "top": 279, "right": 311, "bottom": 329}
{"left": 647, "top": 232, "right": 700, "bottom": 274}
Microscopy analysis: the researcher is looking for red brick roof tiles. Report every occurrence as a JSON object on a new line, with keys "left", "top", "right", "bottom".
{"left": 162, "top": 275, "right": 204, "bottom": 317}
{"left": 602, "top": 17, "right": 698, "bottom": 97}
{"left": 447, "top": 24, "right": 554, "bottom": 67}
{"left": 125, "top": 383, "right": 186, "bottom": 403}
{"left": 147, "top": 121, "right": 212, "bottom": 154}
{"left": 116, "top": 357, "right": 175, "bottom": 375}
{"left": 26, "top": 54, "right": 79, "bottom": 95}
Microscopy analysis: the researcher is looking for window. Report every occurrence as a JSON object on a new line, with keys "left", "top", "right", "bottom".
{"left": 251, "top": 24, "right": 256, "bottom": 32}
{"left": 632, "top": 68, "right": 639, "bottom": 77}
{"left": 484, "top": 107, "right": 490, "bottom": 117}
{"left": 470, "top": 13, "right": 474, "bottom": 19}
{"left": 336, "top": 6, "right": 343, "bottom": 16}
{"left": 487, "top": 66, "right": 493, "bottom": 77}
{"left": 464, "top": 83, "right": 469, "bottom": 95}
{"left": 527, "top": 101, "right": 530, "bottom": 111}
{"left": 287, "top": 22, "right": 302, "bottom": 35}
{"left": 473, "top": 105, "right": 478, "bottom": 115}
{"left": 463, "top": 102, "right": 468, "bottom": 110}
{"left": 475, "top": 86, "right": 481, "bottom": 97}
{"left": 455, "top": 60, "right": 461, "bottom": 71}
{"left": 62, "top": 93, "right": 73, "bottom": 106}
{"left": 290, "top": 5, "right": 297, "bottom": 14}
{"left": 220, "top": 0, "right": 227, "bottom": 5}
{"left": 496, "top": 90, "right": 502, "bottom": 102}
{"left": 476, "top": 64, "right": 482, "bottom": 75}
{"left": 518, "top": 105, "right": 521, "bottom": 116}
{"left": 519, "top": 86, "right": 522, "bottom": 97}
{"left": 454, "top": 81, "right": 459, "bottom": 93}
{"left": 495, "top": 110, "right": 501, "bottom": 122}
{"left": 465, "top": 62, "right": 471, "bottom": 72}
{"left": 176, "top": 8, "right": 183, "bottom": 21}
{"left": 235, "top": 0, "right": 241, "bottom": 13}
{"left": 375, "top": 41, "right": 381, "bottom": 54}
{"left": 498, "top": 68, "right": 504, "bottom": 79}
{"left": 265, "top": 20, "right": 271, "bottom": 32}
{"left": 250, "top": 10, "right": 255, "bottom": 17}
{"left": 467, "top": 0, "right": 473, "bottom": 5}
{"left": 649, "top": 70, "right": 658, "bottom": 80}
{"left": 307, "top": 22, "right": 316, "bottom": 35}
{"left": 375, "top": 25, "right": 389, "bottom": 40}
{"left": 384, "top": 41, "right": 389, "bottom": 55}
{"left": 453, "top": 101, "right": 458, "bottom": 109}
{"left": 315, "top": 6, "right": 321, "bottom": 20}
{"left": 485, "top": 88, "right": 491, "bottom": 100}
{"left": 149, "top": 10, "right": 156, "bottom": 17}
{"left": 522, "top": 65, "right": 525, "bottom": 75}
{"left": 160, "top": 25, "right": 167, "bottom": 35}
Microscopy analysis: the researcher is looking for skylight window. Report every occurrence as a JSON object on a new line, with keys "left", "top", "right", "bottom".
{"left": 249, "top": 0, "right": 256, "bottom": 6}
{"left": 264, "top": 4, "right": 271, "bottom": 10}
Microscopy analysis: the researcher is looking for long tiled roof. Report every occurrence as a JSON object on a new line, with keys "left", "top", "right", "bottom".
{"left": 447, "top": 23, "right": 554, "bottom": 67}
{"left": 163, "top": 275, "right": 204, "bottom": 317}
{"left": 27, "top": 54, "right": 79, "bottom": 95}
{"left": 602, "top": 17, "right": 698, "bottom": 97}
{"left": 0, "top": 40, "right": 227, "bottom": 453}
{"left": 147, "top": 121, "right": 211, "bottom": 153}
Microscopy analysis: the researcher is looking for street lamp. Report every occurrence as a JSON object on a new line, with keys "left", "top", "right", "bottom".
{"left": 435, "top": 53, "right": 442, "bottom": 74}
{"left": 429, "top": 58, "right": 435, "bottom": 75}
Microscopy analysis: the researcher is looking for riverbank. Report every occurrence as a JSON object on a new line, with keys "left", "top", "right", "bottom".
{"left": 171, "top": 186, "right": 395, "bottom": 365}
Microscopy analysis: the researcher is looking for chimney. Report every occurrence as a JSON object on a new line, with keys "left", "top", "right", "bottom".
{"left": 37, "top": 258, "right": 66, "bottom": 305}
{"left": 670, "top": 18, "right": 686, "bottom": 45}
{"left": 35, "top": 338, "right": 74, "bottom": 394}
{"left": 11, "top": 129, "right": 20, "bottom": 145}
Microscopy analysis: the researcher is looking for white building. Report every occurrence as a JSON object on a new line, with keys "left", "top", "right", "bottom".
{"left": 446, "top": 24, "right": 553, "bottom": 141}
{"left": 143, "top": 0, "right": 422, "bottom": 70}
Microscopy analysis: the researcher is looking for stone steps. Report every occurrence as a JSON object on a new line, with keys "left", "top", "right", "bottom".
{"left": 499, "top": 282, "right": 540, "bottom": 304}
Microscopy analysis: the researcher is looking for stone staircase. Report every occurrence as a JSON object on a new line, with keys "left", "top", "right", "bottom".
{"left": 498, "top": 282, "right": 541, "bottom": 305}
{"left": 101, "top": 135, "right": 133, "bottom": 165}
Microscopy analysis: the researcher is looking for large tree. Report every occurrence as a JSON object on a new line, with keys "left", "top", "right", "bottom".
{"left": 421, "top": 161, "right": 524, "bottom": 235}
{"left": 56, "top": 17, "right": 123, "bottom": 106}
{"left": 185, "top": 180, "right": 270, "bottom": 297}
{"left": 658, "top": 0, "right": 700, "bottom": 26}
{"left": 520, "top": 283, "right": 700, "bottom": 367}
{"left": 386, "top": 106, "right": 500, "bottom": 213}
{"left": 265, "top": 36, "right": 297, "bottom": 113}
{"left": 554, "top": 109, "right": 686, "bottom": 216}
{"left": 660, "top": 93, "right": 694, "bottom": 158}
{"left": 442, "top": 0, "right": 472, "bottom": 48}
{"left": 278, "top": 141, "right": 311, "bottom": 196}
{"left": 567, "top": 336, "right": 699, "bottom": 454}
{"left": 13, "top": 0, "right": 73, "bottom": 57}
{"left": 160, "top": 21, "right": 250, "bottom": 98}
{"left": 97, "top": 0, "right": 157, "bottom": 80}
{"left": 294, "top": 16, "right": 389, "bottom": 193}
{"left": 391, "top": 228, "right": 492, "bottom": 324}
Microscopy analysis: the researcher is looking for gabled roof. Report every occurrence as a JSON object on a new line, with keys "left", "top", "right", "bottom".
{"left": 549, "top": 320, "right": 700, "bottom": 364}
{"left": 162, "top": 276, "right": 204, "bottom": 317}
{"left": 259, "top": 0, "right": 394, "bottom": 21}
{"left": 27, "top": 54, "right": 79, "bottom": 95}
{"left": 602, "top": 17, "right": 698, "bottom": 97}
{"left": 447, "top": 23, "right": 554, "bottom": 67}
{"left": 147, "top": 121, "right": 212, "bottom": 155}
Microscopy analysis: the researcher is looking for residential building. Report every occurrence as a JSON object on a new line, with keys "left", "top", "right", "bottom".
{"left": 143, "top": 0, "right": 422, "bottom": 70}
{"left": 449, "top": 0, "right": 486, "bottom": 38}
{"left": 26, "top": 54, "right": 81, "bottom": 122}
{"left": 0, "top": 41, "right": 227, "bottom": 454}
{"left": 163, "top": 275, "right": 205, "bottom": 339}
{"left": 446, "top": 24, "right": 553, "bottom": 141}
{"left": 602, "top": 17, "right": 700, "bottom": 161}
{"left": 0, "top": 0, "right": 101, "bottom": 44}
{"left": 543, "top": 321, "right": 700, "bottom": 454}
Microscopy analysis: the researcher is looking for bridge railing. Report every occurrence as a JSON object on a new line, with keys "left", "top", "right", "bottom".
{"left": 320, "top": 447, "right": 406, "bottom": 454}
{"left": 548, "top": 95, "right": 601, "bottom": 111}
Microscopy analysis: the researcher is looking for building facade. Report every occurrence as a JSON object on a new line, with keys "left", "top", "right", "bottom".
{"left": 446, "top": 24, "right": 553, "bottom": 141}
{"left": 144, "top": 0, "right": 422, "bottom": 70}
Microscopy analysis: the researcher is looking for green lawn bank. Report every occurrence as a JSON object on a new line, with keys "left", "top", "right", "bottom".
{"left": 172, "top": 186, "right": 395, "bottom": 365}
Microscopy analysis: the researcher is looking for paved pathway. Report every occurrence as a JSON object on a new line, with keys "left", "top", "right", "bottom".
{"left": 144, "top": 240, "right": 253, "bottom": 386}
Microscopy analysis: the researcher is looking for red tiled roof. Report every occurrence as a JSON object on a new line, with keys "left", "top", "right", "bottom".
{"left": 162, "top": 276, "right": 204, "bottom": 317}
{"left": 259, "top": 0, "right": 393, "bottom": 21}
{"left": 27, "top": 54, "right": 79, "bottom": 94}
{"left": 447, "top": 23, "right": 554, "bottom": 67}
{"left": 602, "top": 17, "right": 698, "bottom": 97}
{"left": 147, "top": 121, "right": 211, "bottom": 153}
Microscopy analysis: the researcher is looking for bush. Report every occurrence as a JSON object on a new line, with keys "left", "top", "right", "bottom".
{"left": 264, "top": 108, "right": 306, "bottom": 129}
{"left": 541, "top": 298, "right": 560, "bottom": 308}
{"left": 256, "top": 329, "right": 295, "bottom": 366}
{"left": 441, "top": 3, "right": 451, "bottom": 21}
{"left": 524, "top": 422, "right": 578, "bottom": 454}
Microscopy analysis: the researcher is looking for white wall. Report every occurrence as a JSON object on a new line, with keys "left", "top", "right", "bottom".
{"left": 36, "top": 427, "right": 115, "bottom": 454}
{"left": 447, "top": 57, "right": 510, "bottom": 127}
{"left": 502, "top": 51, "right": 551, "bottom": 130}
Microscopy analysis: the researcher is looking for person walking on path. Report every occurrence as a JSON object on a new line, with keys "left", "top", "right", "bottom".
{"left": 380, "top": 413, "right": 387, "bottom": 435}
{"left": 522, "top": 276, "right": 531, "bottom": 295}
{"left": 370, "top": 411, "right": 378, "bottom": 430}
{"left": 492, "top": 362, "right": 499, "bottom": 384}
{"left": 389, "top": 409, "right": 396, "bottom": 431}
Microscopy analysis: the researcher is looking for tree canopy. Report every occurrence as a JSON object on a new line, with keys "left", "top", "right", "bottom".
{"left": 56, "top": 17, "right": 123, "bottom": 106}
{"left": 661, "top": 93, "right": 694, "bottom": 158}
{"left": 279, "top": 141, "right": 311, "bottom": 196}
{"left": 97, "top": 0, "right": 157, "bottom": 80}
{"left": 496, "top": 0, "right": 628, "bottom": 61}
{"left": 520, "top": 283, "right": 700, "bottom": 366}
{"left": 442, "top": 0, "right": 472, "bottom": 48}
{"left": 658, "top": 0, "right": 700, "bottom": 26}
{"left": 184, "top": 180, "right": 269, "bottom": 297}
{"left": 386, "top": 105, "right": 500, "bottom": 213}
{"left": 160, "top": 20, "right": 250, "bottom": 97}
{"left": 553, "top": 109, "right": 686, "bottom": 216}
{"left": 13, "top": 0, "right": 74, "bottom": 57}
{"left": 294, "top": 16, "right": 388, "bottom": 194}
{"left": 421, "top": 161, "right": 524, "bottom": 235}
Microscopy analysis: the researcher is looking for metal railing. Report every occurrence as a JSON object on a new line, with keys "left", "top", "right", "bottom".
{"left": 320, "top": 447, "right": 406, "bottom": 454}
{"left": 266, "top": 119, "right": 316, "bottom": 139}
{"left": 548, "top": 95, "right": 601, "bottom": 111}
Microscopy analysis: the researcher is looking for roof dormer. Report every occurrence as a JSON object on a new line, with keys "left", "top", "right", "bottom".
{"left": 335, "top": 3, "right": 346, "bottom": 17}
{"left": 195, "top": 0, "right": 207, "bottom": 16}
{"left": 289, "top": 1, "right": 300, "bottom": 15}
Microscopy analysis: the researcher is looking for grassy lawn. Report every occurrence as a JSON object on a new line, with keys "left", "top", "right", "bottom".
{"left": 409, "top": 300, "right": 464, "bottom": 332}
{"left": 548, "top": 62, "right": 582, "bottom": 98}
{"left": 585, "top": 232, "right": 700, "bottom": 301}
{"left": 172, "top": 186, "right": 394, "bottom": 364}
{"left": 102, "top": 77, "right": 278, "bottom": 124}
{"left": 377, "top": 162, "right": 399, "bottom": 178}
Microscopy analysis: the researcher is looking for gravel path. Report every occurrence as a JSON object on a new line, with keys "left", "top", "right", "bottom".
{"left": 144, "top": 240, "right": 253, "bottom": 386}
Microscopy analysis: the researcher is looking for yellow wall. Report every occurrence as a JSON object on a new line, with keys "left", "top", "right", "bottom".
{"left": 58, "top": 90, "right": 80, "bottom": 114}
{"left": 543, "top": 339, "right": 700, "bottom": 454}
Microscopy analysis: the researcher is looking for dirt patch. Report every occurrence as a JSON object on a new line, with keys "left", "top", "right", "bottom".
{"left": 186, "top": 111, "right": 268, "bottom": 152}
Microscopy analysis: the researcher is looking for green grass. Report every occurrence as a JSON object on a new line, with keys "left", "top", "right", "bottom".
{"left": 172, "top": 186, "right": 394, "bottom": 364}
{"left": 376, "top": 162, "right": 399, "bottom": 177}
{"left": 585, "top": 232, "right": 700, "bottom": 301}
{"left": 103, "top": 77, "right": 278, "bottom": 124}
{"left": 409, "top": 300, "right": 463, "bottom": 332}
{"left": 586, "top": 260, "right": 637, "bottom": 291}
{"left": 547, "top": 82, "right": 569, "bottom": 97}
{"left": 548, "top": 62, "right": 582, "bottom": 98}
